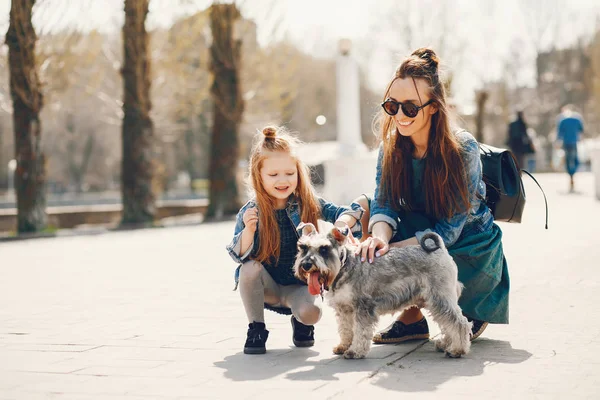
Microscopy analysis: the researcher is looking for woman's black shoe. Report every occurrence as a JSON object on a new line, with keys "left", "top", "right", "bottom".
{"left": 467, "top": 318, "right": 488, "bottom": 341}
{"left": 291, "top": 316, "right": 315, "bottom": 347}
{"left": 244, "top": 322, "right": 269, "bottom": 354}
{"left": 372, "top": 317, "right": 430, "bottom": 344}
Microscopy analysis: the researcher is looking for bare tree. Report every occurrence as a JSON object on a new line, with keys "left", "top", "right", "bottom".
{"left": 206, "top": 3, "right": 244, "bottom": 219}
{"left": 519, "top": 0, "right": 566, "bottom": 139}
{"left": 152, "top": 12, "right": 213, "bottom": 192}
{"left": 372, "top": 0, "right": 467, "bottom": 76}
{"left": 520, "top": 0, "right": 565, "bottom": 61}
{"left": 589, "top": 24, "right": 600, "bottom": 132}
{"left": 474, "top": 90, "right": 489, "bottom": 143}
{"left": 121, "top": 0, "right": 155, "bottom": 225}
{"left": 63, "top": 113, "right": 95, "bottom": 193}
{"left": 5, "top": 0, "right": 47, "bottom": 233}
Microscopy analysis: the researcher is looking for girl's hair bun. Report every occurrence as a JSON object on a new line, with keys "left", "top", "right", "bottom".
{"left": 262, "top": 126, "right": 277, "bottom": 139}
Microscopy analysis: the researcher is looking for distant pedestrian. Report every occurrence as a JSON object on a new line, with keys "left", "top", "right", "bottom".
{"left": 506, "top": 111, "right": 535, "bottom": 169}
{"left": 556, "top": 104, "right": 584, "bottom": 192}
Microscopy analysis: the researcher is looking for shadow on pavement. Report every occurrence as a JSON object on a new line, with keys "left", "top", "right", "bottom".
{"left": 214, "top": 339, "right": 532, "bottom": 392}
{"left": 213, "top": 343, "right": 403, "bottom": 382}
{"left": 369, "top": 339, "right": 532, "bottom": 392}
{"left": 214, "top": 347, "right": 326, "bottom": 381}
{"left": 557, "top": 189, "right": 587, "bottom": 196}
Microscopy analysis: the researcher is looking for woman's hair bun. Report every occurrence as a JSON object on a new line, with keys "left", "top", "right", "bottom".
{"left": 262, "top": 126, "right": 277, "bottom": 138}
{"left": 411, "top": 47, "right": 439, "bottom": 71}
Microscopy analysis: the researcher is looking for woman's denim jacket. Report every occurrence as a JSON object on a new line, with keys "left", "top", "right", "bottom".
{"left": 369, "top": 130, "right": 493, "bottom": 247}
{"left": 226, "top": 195, "right": 364, "bottom": 288}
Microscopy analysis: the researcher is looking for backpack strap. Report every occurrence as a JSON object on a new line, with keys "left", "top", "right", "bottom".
{"left": 520, "top": 170, "right": 549, "bottom": 229}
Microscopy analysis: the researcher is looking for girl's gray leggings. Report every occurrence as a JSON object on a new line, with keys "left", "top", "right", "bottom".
{"left": 238, "top": 260, "right": 322, "bottom": 325}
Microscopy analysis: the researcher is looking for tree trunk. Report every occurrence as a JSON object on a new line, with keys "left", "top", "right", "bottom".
{"left": 5, "top": 0, "right": 47, "bottom": 233}
{"left": 121, "top": 0, "right": 155, "bottom": 225}
{"left": 68, "top": 133, "right": 95, "bottom": 194}
{"left": 475, "top": 90, "right": 489, "bottom": 143}
{"left": 206, "top": 3, "right": 244, "bottom": 219}
{"left": 182, "top": 118, "right": 196, "bottom": 194}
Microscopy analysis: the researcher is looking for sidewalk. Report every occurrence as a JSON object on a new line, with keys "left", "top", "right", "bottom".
{"left": 1, "top": 172, "right": 599, "bottom": 399}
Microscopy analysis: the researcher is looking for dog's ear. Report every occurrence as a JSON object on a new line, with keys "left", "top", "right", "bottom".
{"left": 297, "top": 222, "right": 317, "bottom": 237}
{"left": 331, "top": 225, "right": 349, "bottom": 244}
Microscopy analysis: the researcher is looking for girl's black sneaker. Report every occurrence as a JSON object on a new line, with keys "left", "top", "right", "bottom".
{"left": 291, "top": 316, "right": 315, "bottom": 347}
{"left": 244, "top": 322, "right": 269, "bottom": 354}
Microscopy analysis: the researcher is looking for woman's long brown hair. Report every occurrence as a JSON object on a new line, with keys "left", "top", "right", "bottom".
{"left": 248, "top": 126, "right": 320, "bottom": 264}
{"left": 376, "top": 48, "right": 469, "bottom": 219}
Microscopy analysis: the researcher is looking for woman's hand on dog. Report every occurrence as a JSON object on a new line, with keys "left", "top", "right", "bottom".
{"left": 356, "top": 237, "right": 389, "bottom": 263}
{"left": 243, "top": 207, "right": 258, "bottom": 232}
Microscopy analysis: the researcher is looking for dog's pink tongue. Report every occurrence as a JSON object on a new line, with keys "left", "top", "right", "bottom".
{"left": 308, "top": 272, "right": 321, "bottom": 296}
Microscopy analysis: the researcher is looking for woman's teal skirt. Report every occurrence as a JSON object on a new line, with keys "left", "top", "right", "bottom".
{"left": 393, "top": 210, "right": 509, "bottom": 324}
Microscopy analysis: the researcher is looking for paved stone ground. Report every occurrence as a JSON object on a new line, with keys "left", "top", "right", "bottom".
{"left": 1, "top": 172, "right": 599, "bottom": 399}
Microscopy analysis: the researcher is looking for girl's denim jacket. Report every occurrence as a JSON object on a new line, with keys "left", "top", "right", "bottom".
{"left": 369, "top": 130, "right": 493, "bottom": 248}
{"left": 226, "top": 195, "right": 364, "bottom": 288}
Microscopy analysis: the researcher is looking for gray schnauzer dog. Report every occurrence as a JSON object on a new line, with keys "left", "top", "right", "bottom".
{"left": 293, "top": 223, "right": 472, "bottom": 359}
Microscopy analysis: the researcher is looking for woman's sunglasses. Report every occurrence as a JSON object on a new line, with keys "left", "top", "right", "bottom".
{"left": 381, "top": 99, "right": 433, "bottom": 118}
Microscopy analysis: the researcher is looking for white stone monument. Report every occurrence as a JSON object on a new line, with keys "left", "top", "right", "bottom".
{"left": 333, "top": 39, "right": 367, "bottom": 157}
{"left": 320, "top": 39, "right": 377, "bottom": 205}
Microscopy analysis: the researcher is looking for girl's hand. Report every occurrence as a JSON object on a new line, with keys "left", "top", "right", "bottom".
{"left": 243, "top": 207, "right": 258, "bottom": 233}
{"left": 355, "top": 236, "right": 389, "bottom": 264}
{"left": 347, "top": 232, "right": 360, "bottom": 247}
{"left": 333, "top": 221, "right": 360, "bottom": 247}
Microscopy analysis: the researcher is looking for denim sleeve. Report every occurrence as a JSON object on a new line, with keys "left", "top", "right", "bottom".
{"left": 368, "top": 145, "right": 400, "bottom": 234}
{"left": 415, "top": 135, "right": 480, "bottom": 247}
{"left": 225, "top": 201, "right": 256, "bottom": 264}
{"left": 318, "top": 197, "right": 364, "bottom": 236}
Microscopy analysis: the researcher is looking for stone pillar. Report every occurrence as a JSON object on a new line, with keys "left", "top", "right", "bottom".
{"left": 322, "top": 39, "right": 375, "bottom": 205}
{"left": 335, "top": 39, "right": 366, "bottom": 157}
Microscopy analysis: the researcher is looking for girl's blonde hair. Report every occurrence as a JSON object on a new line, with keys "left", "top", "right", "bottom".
{"left": 248, "top": 125, "right": 320, "bottom": 264}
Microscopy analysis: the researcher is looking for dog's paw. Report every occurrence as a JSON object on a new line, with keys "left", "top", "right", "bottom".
{"left": 343, "top": 349, "right": 365, "bottom": 359}
{"left": 434, "top": 338, "right": 447, "bottom": 353}
{"left": 445, "top": 348, "right": 466, "bottom": 358}
{"left": 333, "top": 344, "right": 349, "bottom": 355}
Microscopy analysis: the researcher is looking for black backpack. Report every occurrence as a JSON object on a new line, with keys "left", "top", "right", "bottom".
{"left": 479, "top": 143, "right": 548, "bottom": 229}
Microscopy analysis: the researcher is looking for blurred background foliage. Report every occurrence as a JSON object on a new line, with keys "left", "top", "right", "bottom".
{"left": 0, "top": 0, "right": 598, "bottom": 200}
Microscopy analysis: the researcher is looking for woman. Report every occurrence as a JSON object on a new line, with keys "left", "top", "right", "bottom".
{"left": 356, "top": 48, "right": 509, "bottom": 343}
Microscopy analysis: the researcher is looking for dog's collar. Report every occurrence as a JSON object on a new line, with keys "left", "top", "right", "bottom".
{"left": 319, "top": 247, "right": 349, "bottom": 294}
{"left": 329, "top": 246, "right": 349, "bottom": 292}
{"left": 339, "top": 245, "right": 348, "bottom": 266}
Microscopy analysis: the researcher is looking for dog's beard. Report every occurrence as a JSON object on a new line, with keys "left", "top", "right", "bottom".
{"left": 294, "top": 256, "right": 341, "bottom": 296}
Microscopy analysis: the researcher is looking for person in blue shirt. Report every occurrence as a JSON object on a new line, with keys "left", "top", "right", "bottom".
{"left": 556, "top": 104, "right": 585, "bottom": 192}
{"left": 355, "top": 48, "right": 510, "bottom": 343}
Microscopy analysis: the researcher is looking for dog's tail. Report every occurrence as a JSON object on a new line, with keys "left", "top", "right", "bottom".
{"left": 419, "top": 232, "right": 445, "bottom": 253}
{"left": 456, "top": 281, "right": 464, "bottom": 299}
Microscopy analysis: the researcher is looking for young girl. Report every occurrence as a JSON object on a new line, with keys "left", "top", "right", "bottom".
{"left": 226, "top": 126, "right": 364, "bottom": 354}
{"left": 356, "top": 48, "right": 510, "bottom": 343}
